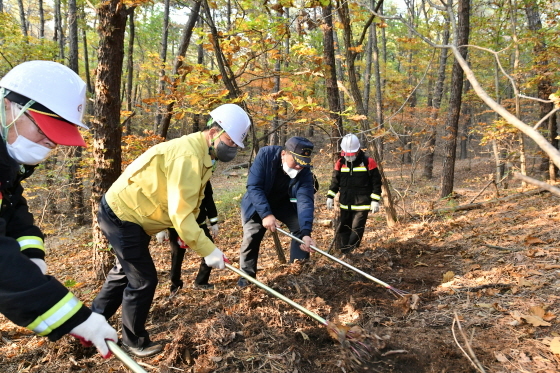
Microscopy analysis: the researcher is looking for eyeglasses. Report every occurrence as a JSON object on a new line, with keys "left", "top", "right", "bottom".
{"left": 23, "top": 111, "right": 48, "bottom": 139}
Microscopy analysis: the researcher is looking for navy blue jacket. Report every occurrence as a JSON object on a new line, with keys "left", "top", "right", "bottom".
{"left": 241, "top": 146, "right": 314, "bottom": 236}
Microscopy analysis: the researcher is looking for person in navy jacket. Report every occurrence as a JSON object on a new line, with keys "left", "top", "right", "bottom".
{"left": 238, "top": 137, "right": 317, "bottom": 286}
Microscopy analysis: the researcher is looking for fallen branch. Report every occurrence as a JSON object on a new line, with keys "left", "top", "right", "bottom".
{"left": 452, "top": 312, "right": 486, "bottom": 373}
{"left": 484, "top": 244, "right": 522, "bottom": 252}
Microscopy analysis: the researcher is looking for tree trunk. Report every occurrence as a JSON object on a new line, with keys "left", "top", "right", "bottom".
{"left": 159, "top": 0, "right": 202, "bottom": 139}
{"left": 67, "top": 0, "right": 85, "bottom": 226}
{"left": 422, "top": 17, "right": 450, "bottom": 179}
{"left": 126, "top": 8, "right": 135, "bottom": 122}
{"left": 524, "top": 0, "right": 557, "bottom": 178}
{"left": 55, "top": 0, "right": 65, "bottom": 60}
{"left": 156, "top": 0, "right": 171, "bottom": 132}
{"left": 440, "top": 0, "right": 470, "bottom": 198}
{"left": 38, "top": 0, "right": 44, "bottom": 37}
{"left": 92, "top": 0, "right": 132, "bottom": 280}
{"left": 17, "top": 0, "right": 27, "bottom": 36}
{"left": 81, "top": 7, "right": 93, "bottom": 94}
{"left": 321, "top": 3, "right": 343, "bottom": 156}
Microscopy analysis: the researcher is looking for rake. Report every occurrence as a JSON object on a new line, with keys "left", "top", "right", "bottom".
{"left": 226, "top": 262, "right": 385, "bottom": 370}
{"left": 275, "top": 227, "right": 408, "bottom": 298}
{"left": 107, "top": 340, "right": 148, "bottom": 373}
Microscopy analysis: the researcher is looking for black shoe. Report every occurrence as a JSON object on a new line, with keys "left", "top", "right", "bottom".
{"left": 123, "top": 341, "right": 163, "bottom": 358}
{"left": 192, "top": 283, "right": 215, "bottom": 290}
{"left": 237, "top": 278, "right": 249, "bottom": 288}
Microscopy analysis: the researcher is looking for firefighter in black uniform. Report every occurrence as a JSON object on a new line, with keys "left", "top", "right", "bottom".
{"left": 0, "top": 61, "right": 117, "bottom": 358}
{"left": 326, "top": 134, "right": 382, "bottom": 253}
{"left": 166, "top": 181, "right": 219, "bottom": 293}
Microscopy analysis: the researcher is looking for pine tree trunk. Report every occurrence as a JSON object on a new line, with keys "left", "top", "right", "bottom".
{"left": 321, "top": 3, "right": 343, "bottom": 155}
{"left": 159, "top": 0, "right": 202, "bottom": 139}
{"left": 92, "top": 0, "right": 131, "bottom": 280}
{"left": 423, "top": 14, "right": 450, "bottom": 180}
{"left": 38, "top": 0, "right": 44, "bottom": 37}
{"left": 440, "top": 0, "right": 470, "bottom": 198}
{"left": 17, "top": 0, "right": 27, "bottom": 36}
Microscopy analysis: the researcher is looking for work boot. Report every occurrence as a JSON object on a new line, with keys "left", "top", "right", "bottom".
{"left": 124, "top": 341, "right": 163, "bottom": 358}
{"left": 237, "top": 278, "right": 250, "bottom": 288}
{"left": 192, "top": 282, "right": 215, "bottom": 290}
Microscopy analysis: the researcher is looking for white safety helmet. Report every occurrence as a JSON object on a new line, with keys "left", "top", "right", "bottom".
{"left": 340, "top": 134, "right": 360, "bottom": 155}
{"left": 209, "top": 104, "right": 251, "bottom": 148}
{"left": 1, "top": 61, "right": 87, "bottom": 146}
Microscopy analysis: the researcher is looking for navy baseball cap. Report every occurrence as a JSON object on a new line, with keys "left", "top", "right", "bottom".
{"left": 285, "top": 136, "right": 314, "bottom": 167}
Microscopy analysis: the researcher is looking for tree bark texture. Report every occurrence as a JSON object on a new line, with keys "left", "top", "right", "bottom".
{"left": 440, "top": 0, "right": 470, "bottom": 198}
{"left": 422, "top": 19, "right": 450, "bottom": 179}
{"left": 92, "top": 0, "right": 131, "bottom": 280}
{"left": 159, "top": 0, "right": 202, "bottom": 139}
{"left": 321, "top": 3, "right": 343, "bottom": 156}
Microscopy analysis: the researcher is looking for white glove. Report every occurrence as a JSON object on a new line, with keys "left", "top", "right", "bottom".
{"left": 204, "top": 248, "right": 226, "bottom": 269}
{"left": 210, "top": 224, "right": 219, "bottom": 238}
{"left": 326, "top": 198, "right": 334, "bottom": 210}
{"left": 70, "top": 312, "right": 118, "bottom": 359}
{"left": 371, "top": 201, "right": 380, "bottom": 213}
{"left": 30, "top": 258, "right": 47, "bottom": 274}
{"left": 156, "top": 230, "right": 169, "bottom": 244}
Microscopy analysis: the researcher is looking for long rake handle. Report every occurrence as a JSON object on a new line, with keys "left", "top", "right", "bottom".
{"left": 276, "top": 227, "right": 393, "bottom": 290}
{"left": 225, "top": 263, "right": 327, "bottom": 325}
{"left": 107, "top": 340, "right": 148, "bottom": 373}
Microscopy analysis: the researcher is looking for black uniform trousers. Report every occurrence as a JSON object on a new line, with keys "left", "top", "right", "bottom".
{"left": 338, "top": 208, "right": 369, "bottom": 253}
{"left": 91, "top": 196, "right": 157, "bottom": 348}
{"left": 168, "top": 226, "right": 212, "bottom": 291}
{"left": 239, "top": 202, "right": 309, "bottom": 279}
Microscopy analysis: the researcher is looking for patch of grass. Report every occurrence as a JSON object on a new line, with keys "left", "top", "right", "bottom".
{"left": 213, "top": 178, "right": 247, "bottom": 221}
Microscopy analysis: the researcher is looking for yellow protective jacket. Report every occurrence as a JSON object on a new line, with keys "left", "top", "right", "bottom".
{"left": 105, "top": 132, "right": 215, "bottom": 257}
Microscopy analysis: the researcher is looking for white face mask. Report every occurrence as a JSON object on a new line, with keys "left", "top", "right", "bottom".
{"left": 282, "top": 162, "right": 301, "bottom": 179}
{"left": 7, "top": 134, "right": 52, "bottom": 165}
{"left": 344, "top": 155, "right": 357, "bottom": 162}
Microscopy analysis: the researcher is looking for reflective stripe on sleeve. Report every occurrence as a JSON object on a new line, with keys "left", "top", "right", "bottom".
{"left": 27, "top": 292, "right": 83, "bottom": 336}
{"left": 340, "top": 204, "right": 371, "bottom": 210}
{"left": 370, "top": 193, "right": 381, "bottom": 201}
{"left": 17, "top": 236, "right": 45, "bottom": 252}
{"left": 327, "top": 190, "right": 336, "bottom": 197}
{"left": 209, "top": 217, "right": 218, "bottom": 224}
{"left": 341, "top": 166, "right": 367, "bottom": 172}
{"left": 290, "top": 198, "right": 297, "bottom": 203}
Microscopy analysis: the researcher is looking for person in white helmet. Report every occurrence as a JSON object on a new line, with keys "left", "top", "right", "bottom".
{"left": 91, "top": 103, "right": 251, "bottom": 357}
{"left": 0, "top": 61, "right": 117, "bottom": 358}
{"left": 326, "top": 134, "right": 382, "bottom": 253}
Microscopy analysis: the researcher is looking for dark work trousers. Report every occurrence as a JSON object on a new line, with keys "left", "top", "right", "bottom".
{"left": 338, "top": 208, "right": 369, "bottom": 253}
{"left": 239, "top": 203, "right": 309, "bottom": 279}
{"left": 91, "top": 196, "right": 157, "bottom": 349}
{"left": 168, "top": 227, "right": 213, "bottom": 291}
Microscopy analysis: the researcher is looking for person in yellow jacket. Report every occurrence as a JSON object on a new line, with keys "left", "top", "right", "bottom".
{"left": 91, "top": 104, "right": 251, "bottom": 357}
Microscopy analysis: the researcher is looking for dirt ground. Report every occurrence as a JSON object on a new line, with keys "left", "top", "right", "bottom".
{"left": 1, "top": 144, "right": 559, "bottom": 373}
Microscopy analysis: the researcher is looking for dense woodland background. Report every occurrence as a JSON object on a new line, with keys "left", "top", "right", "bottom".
{"left": 0, "top": 0, "right": 560, "bottom": 371}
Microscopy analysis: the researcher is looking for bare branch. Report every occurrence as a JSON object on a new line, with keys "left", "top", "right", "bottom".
{"left": 513, "top": 173, "right": 560, "bottom": 197}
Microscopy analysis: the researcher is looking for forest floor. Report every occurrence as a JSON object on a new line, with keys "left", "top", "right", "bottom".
{"left": 1, "top": 146, "right": 560, "bottom": 373}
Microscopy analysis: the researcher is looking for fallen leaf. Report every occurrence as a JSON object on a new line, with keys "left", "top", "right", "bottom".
{"left": 414, "top": 262, "right": 428, "bottom": 267}
{"left": 495, "top": 351, "right": 509, "bottom": 363}
{"left": 551, "top": 338, "right": 560, "bottom": 355}
{"left": 522, "top": 314, "right": 551, "bottom": 327}
{"left": 442, "top": 271, "right": 455, "bottom": 283}
{"left": 525, "top": 235, "right": 546, "bottom": 245}
{"left": 529, "top": 306, "right": 546, "bottom": 318}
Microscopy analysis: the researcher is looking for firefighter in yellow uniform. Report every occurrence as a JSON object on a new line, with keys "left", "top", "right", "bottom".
{"left": 326, "top": 134, "right": 382, "bottom": 253}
